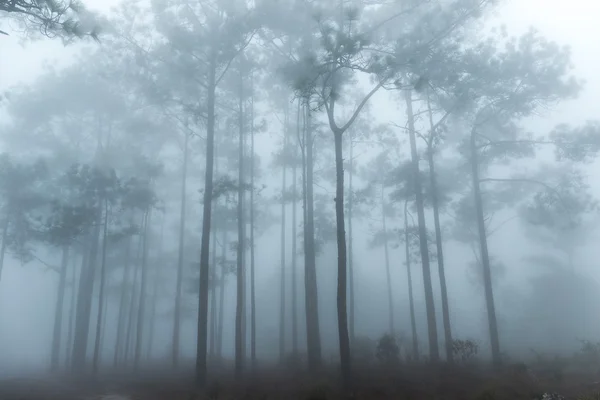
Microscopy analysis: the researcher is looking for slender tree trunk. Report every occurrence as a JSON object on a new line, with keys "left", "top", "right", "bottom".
{"left": 92, "top": 200, "right": 109, "bottom": 374}
{"left": 304, "top": 103, "right": 322, "bottom": 371}
{"left": 51, "top": 245, "right": 70, "bottom": 371}
{"left": 279, "top": 106, "right": 288, "bottom": 362}
{"left": 404, "top": 200, "right": 419, "bottom": 360}
{"left": 347, "top": 139, "right": 355, "bottom": 343}
{"left": 134, "top": 209, "right": 151, "bottom": 370}
{"left": 333, "top": 130, "right": 351, "bottom": 386}
{"left": 405, "top": 89, "right": 439, "bottom": 361}
{"left": 124, "top": 233, "right": 143, "bottom": 365}
{"left": 381, "top": 187, "right": 394, "bottom": 335}
{"left": 217, "top": 230, "right": 227, "bottom": 360}
{"left": 196, "top": 50, "right": 217, "bottom": 387}
{"left": 72, "top": 210, "right": 101, "bottom": 372}
{"left": 291, "top": 101, "right": 299, "bottom": 355}
{"left": 114, "top": 230, "right": 133, "bottom": 366}
{"left": 147, "top": 267, "right": 160, "bottom": 360}
{"left": 426, "top": 95, "right": 453, "bottom": 362}
{"left": 470, "top": 129, "right": 501, "bottom": 366}
{"left": 235, "top": 63, "right": 246, "bottom": 379}
{"left": 209, "top": 229, "right": 218, "bottom": 362}
{"left": 173, "top": 129, "right": 189, "bottom": 368}
{"left": 0, "top": 215, "right": 9, "bottom": 281}
{"left": 250, "top": 78, "right": 257, "bottom": 368}
{"left": 66, "top": 252, "right": 80, "bottom": 367}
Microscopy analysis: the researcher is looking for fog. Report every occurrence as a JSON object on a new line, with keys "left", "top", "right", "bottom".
{"left": 1, "top": 0, "right": 600, "bottom": 395}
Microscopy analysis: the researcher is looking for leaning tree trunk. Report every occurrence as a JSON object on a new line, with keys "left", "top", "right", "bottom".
{"left": 333, "top": 129, "right": 351, "bottom": 387}
{"left": 405, "top": 89, "right": 439, "bottom": 361}
{"left": 279, "top": 105, "right": 288, "bottom": 362}
{"left": 235, "top": 64, "right": 246, "bottom": 379}
{"left": 381, "top": 186, "right": 394, "bottom": 335}
{"left": 92, "top": 200, "right": 110, "bottom": 374}
{"left": 197, "top": 50, "right": 217, "bottom": 387}
{"left": 470, "top": 129, "right": 501, "bottom": 366}
{"left": 134, "top": 209, "right": 151, "bottom": 370}
{"left": 50, "top": 245, "right": 70, "bottom": 371}
{"left": 347, "top": 138, "right": 355, "bottom": 343}
{"left": 173, "top": 128, "right": 189, "bottom": 368}
{"left": 404, "top": 200, "right": 419, "bottom": 360}
{"left": 303, "top": 102, "right": 322, "bottom": 371}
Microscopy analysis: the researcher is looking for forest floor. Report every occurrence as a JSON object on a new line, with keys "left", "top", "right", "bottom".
{"left": 1, "top": 361, "right": 600, "bottom": 400}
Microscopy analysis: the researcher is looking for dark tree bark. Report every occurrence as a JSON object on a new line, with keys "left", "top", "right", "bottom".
{"left": 279, "top": 105, "right": 288, "bottom": 362}
{"left": 470, "top": 130, "right": 501, "bottom": 366}
{"left": 173, "top": 129, "right": 189, "bottom": 368}
{"left": 50, "top": 245, "right": 70, "bottom": 371}
{"left": 0, "top": 215, "right": 9, "bottom": 281}
{"left": 347, "top": 138, "right": 355, "bottom": 343}
{"left": 124, "top": 230, "right": 143, "bottom": 365}
{"left": 404, "top": 200, "right": 419, "bottom": 360}
{"left": 405, "top": 89, "right": 439, "bottom": 361}
{"left": 196, "top": 51, "right": 217, "bottom": 387}
{"left": 333, "top": 129, "right": 351, "bottom": 386}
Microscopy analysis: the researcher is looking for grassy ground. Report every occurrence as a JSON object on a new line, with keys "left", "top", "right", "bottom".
{"left": 1, "top": 360, "right": 600, "bottom": 399}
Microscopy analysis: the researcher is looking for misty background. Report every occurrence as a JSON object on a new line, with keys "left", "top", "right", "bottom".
{"left": 1, "top": 0, "right": 600, "bottom": 377}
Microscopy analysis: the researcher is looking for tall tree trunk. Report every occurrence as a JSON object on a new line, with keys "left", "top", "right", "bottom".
{"left": 303, "top": 102, "right": 322, "bottom": 371}
{"left": 235, "top": 63, "right": 246, "bottom": 379}
{"left": 426, "top": 95, "right": 453, "bottom": 362}
{"left": 66, "top": 252, "right": 80, "bottom": 367}
{"left": 470, "top": 130, "right": 501, "bottom": 366}
{"left": 51, "top": 245, "right": 70, "bottom": 371}
{"left": 291, "top": 101, "right": 299, "bottom": 355}
{"left": 333, "top": 129, "right": 351, "bottom": 386}
{"left": 381, "top": 186, "right": 394, "bottom": 335}
{"left": 279, "top": 105, "right": 288, "bottom": 362}
{"left": 124, "top": 233, "right": 144, "bottom": 365}
{"left": 196, "top": 50, "right": 217, "bottom": 387}
{"left": 114, "top": 230, "right": 133, "bottom": 366}
{"left": 405, "top": 89, "right": 439, "bottom": 361}
{"left": 134, "top": 209, "right": 151, "bottom": 370}
{"left": 72, "top": 210, "right": 102, "bottom": 372}
{"left": 347, "top": 138, "right": 355, "bottom": 343}
{"left": 92, "top": 200, "right": 109, "bottom": 374}
{"left": 249, "top": 77, "right": 257, "bottom": 368}
{"left": 209, "top": 140, "right": 219, "bottom": 363}
{"left": 404, "top": 200, "right": 419, "bottom": 360}
{"left": 173, "top": 128, "right": 189, "bottom": 368}
{"left": 147, "top": 268, "right": 160, "bottom": 360}
{"left": 217, "top": 230, "right": 227, "bottom": 360}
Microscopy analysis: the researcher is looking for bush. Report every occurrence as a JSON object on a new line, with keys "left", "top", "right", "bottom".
{"left": 452, "top": 339, "right": 479, "bottom": 363}
{"left": 376, "top": 333, "right": 400, "bottom": 366}
{"left": 352, "top": 336, "right": 376, "bottom": 366}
